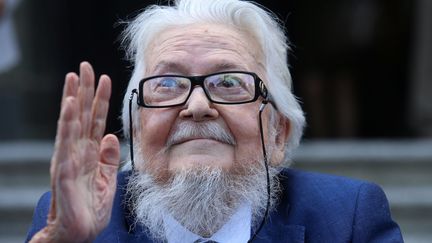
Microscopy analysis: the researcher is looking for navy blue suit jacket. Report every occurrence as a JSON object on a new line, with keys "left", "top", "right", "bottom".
{"left": 26, "top": 169, "right": 403, "bottom": 242}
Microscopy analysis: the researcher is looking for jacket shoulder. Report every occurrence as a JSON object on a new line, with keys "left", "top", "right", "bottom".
{"left": 279, "top": 168, "right": 388, "bottom": 217}
{"left": 277, "top": 169, "right": 402, "bottom": 242}
{"left": 279, "top": 169, "right": 371, "bottom": 208}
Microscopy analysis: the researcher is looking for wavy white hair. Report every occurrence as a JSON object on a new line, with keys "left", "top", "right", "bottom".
{"left": 120, "top": 0, "right": 305, "bottom": 166}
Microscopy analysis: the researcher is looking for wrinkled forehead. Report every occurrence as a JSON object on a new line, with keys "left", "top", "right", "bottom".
{"left": 144, "top": 23, "right": 265, "bottom": 76}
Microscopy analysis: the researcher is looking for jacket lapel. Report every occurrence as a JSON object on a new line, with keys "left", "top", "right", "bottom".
{"left": 252, "top": 216, "right": 305, "bottom": 243}
{"left": 116, "top": 230, "right": 154, "bottom": 243}
{"left": 256, "top": 224, "right": 305, "bottom": 243}
{"left": 252, "top": 173, "right": 305, "bottom": 243}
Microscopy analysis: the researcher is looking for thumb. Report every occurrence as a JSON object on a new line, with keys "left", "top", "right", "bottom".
{"left": 100, "top": 134, "right": 120, "bottom": 167}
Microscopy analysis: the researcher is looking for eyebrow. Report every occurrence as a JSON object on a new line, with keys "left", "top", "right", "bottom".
{"left": 211, "top": 62, "right": 246, "bottom": 72}
{"left": 153, "top": 61, "right": 188, "bottom": 75}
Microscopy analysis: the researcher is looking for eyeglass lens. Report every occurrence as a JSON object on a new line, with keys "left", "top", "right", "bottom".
{"left": 142, "top": 73, "right": 256, "bottom": 106}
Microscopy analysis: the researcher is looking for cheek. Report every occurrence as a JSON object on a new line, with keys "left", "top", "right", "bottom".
{"left": 138, "top": 109, "right": 178, "bottom": 159}
{"left": 221, "top": 106, "right": 263, "bottom": 161}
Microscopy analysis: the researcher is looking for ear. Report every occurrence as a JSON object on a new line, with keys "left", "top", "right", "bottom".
{"left": 270, "top": 115, "right": 291, "bottom": 166}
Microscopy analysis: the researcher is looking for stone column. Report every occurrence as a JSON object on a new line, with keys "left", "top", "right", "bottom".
{"left": 410, "top": 0, "right": 432, "bottom": 136}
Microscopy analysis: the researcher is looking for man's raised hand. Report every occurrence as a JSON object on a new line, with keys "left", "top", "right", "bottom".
{"left": 30, "top": 62, "right": 120, "bottom": 243}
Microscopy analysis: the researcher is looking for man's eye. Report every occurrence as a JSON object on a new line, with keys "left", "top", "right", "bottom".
{"left": 159, "top": 78, "right": 178, "bottom": 88}
{"left": 217, "top": 76, "right": 242, "bottom": 88}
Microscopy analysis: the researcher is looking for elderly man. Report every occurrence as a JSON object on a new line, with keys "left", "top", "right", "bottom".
{"left": 26, "top": 0, "right": 403, "bottom": 242}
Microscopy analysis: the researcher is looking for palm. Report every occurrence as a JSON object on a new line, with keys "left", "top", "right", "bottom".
{"left": 30, "top": 62, "right": 120, "bottom": 242}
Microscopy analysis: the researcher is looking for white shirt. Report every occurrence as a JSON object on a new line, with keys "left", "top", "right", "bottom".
{"left": 163, "top": 202, "right": 252, "bottom": 243}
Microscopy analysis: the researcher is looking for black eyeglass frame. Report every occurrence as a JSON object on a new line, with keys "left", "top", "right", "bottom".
{"left": 136, "top": 71, "right": 269, "bottom": 108}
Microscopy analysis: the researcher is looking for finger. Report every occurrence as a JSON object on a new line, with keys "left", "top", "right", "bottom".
{"left": 61, "top": 73, "right": 79, "bottom": 108}
{"left": 77, "top": 62, "right": 95, "bottom": 137}
{"left": 52, "top": 73, "right": 78, "bottom": 188}
{"left": 49, "top": 74, "right": 78, "bottom": 222}
{"left": 99, "top": 134, "right": 120, "bottom": 194}
{"left": 52, "top": 97, "right": 81, "bottom": 181}
{"left": 91, "top": 75, "right": 112, "bottom": 141}
{"left": 49, "top": 97, "right": 81, "bottom": 220}
{"left": 95, "top": 135, "right": 120, "bottom": 231}
{"left": 51, "top": 96, "right": 78, "bottom": 184}
{"left": 100, "top": 134, "right": 120, "bottom": 167}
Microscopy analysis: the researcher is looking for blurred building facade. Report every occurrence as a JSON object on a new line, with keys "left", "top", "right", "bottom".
{"left": 1, "top": 0, "right": 430, "bottom": 140}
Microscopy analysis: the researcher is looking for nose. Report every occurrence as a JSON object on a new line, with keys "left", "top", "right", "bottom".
{"left": 179, "top": 87, "right": 219, "bottom": 121}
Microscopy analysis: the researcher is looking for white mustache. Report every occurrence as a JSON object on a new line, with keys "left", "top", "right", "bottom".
{"left": 166, "top": 121, "right": 236, "bottom": 147}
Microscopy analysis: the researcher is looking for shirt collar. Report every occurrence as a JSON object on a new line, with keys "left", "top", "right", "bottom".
{"left": 163, "top": 202, "right": 252, "bottom": 243}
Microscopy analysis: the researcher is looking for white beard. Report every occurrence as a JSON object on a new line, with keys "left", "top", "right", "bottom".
{"left": 125, "top": 162, "right": 281, "bottom": 242}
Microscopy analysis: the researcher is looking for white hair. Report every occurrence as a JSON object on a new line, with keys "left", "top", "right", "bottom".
{"left": 120, "top": 0, "right": 305, "bottom": 166}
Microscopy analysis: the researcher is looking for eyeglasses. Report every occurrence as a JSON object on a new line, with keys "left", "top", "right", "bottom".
{"left": 136, "top": 71, "right": 269, "bottom": 108}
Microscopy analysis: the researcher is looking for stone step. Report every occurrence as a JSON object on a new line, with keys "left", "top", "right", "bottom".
{"left": 383, "top": 186, "right": 432, "bottom": 242}
{"left": 0, "top": 187, "right": 49, "bottom": 242}
{"left": 0, "top": 141, "right": 51, "bottom": 188}
{"left": 0, "top": 237, "right": 25, "bottom": 243}
{"left": 292, "top": 139, "right": 432, "bottom": 187}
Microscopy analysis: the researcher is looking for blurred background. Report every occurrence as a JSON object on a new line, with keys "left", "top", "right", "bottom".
{"left": 0, "top": 0, "right": 431, "bottom": 242}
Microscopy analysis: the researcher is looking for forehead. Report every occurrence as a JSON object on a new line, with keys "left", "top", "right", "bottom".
{"left": 145, "top": 23, "right": 264, "bottom": 75}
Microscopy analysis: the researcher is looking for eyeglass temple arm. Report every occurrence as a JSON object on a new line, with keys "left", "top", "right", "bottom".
{"left": 128, "top": 89, "right": 138, "bottom": 170}
{"left": 249, "top": 98, "right": 272, "bottom": 242}
{"left": 259, "top": 80, "right": 278, "bottom": 111}
{"left": 261, "top": 92, "right": 278, "bottom": 111}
